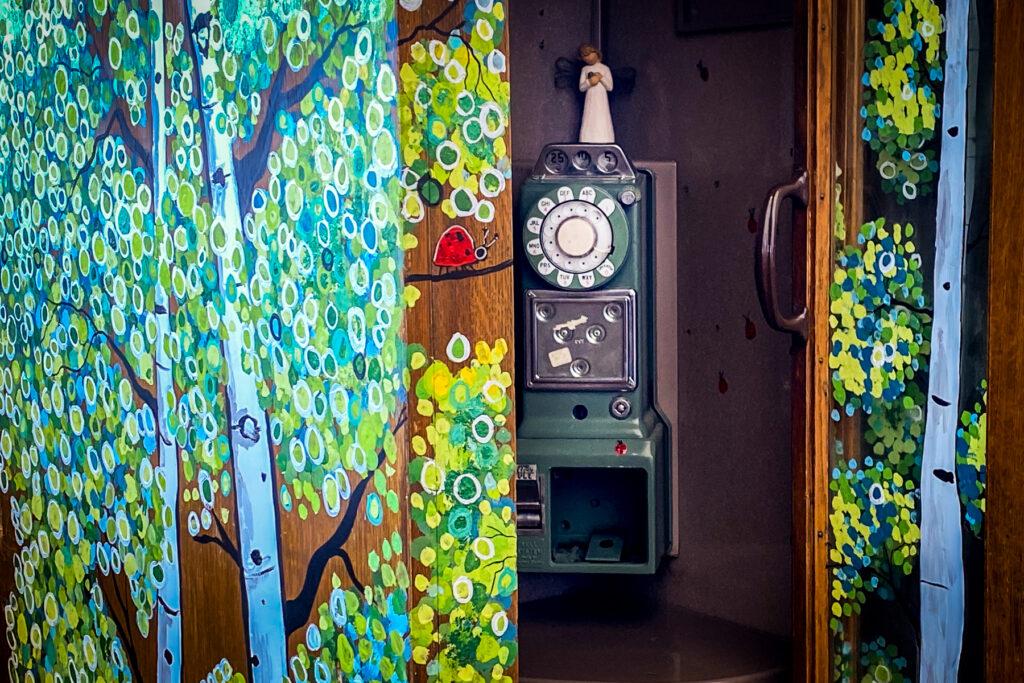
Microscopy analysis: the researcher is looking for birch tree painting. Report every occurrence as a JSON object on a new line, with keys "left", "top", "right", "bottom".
{"left": 829, "top": 0, "right": 991, "bottom": 680}
{"left": 918, "top": 0, "right": 969, "bottom": 679}
{"left": 0, "top": 0, "right": 417, "bottom": 678}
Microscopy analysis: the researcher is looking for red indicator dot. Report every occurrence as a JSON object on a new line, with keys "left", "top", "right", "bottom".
{"left": 614, "top": 440, "right": 628, "bottom": 456}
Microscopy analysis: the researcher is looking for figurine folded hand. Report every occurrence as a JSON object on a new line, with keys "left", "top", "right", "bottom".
{"left": 587, "top": 73, "right": 602, "bottom": 86}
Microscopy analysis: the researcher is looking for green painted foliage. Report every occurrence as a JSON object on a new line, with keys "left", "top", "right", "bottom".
{"left": 398, "top": 0, "right": 510, "bottom": 227}
{"left": 0, "top": 0, "right": 169, "bottom": 675}
{"left": 861, "top": 0, "right": 944, "bottom": 202}
{"left": 828, "top": 217, "right": 930, "bottom": 637}
{"left": 407, "top": 339, "right": 517, "bottom": 682}
{"left": 956, "top": 382, "right": 986, "bottom": 537}
{"left": 829, "top": 218, "right": 930, "bottom": 419}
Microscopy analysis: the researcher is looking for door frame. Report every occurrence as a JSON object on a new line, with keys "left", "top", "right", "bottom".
{"left": 985, "top": 0, "right": 1024, "bottom": 678}
{"left": 801, "top": 1, "right": 1024, "bottom": 680}
{"left": 795, "top": 1, "right": 833, "bottom": 680}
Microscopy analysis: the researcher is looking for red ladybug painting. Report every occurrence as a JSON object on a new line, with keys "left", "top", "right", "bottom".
{"left": 432, "top": 225, "right": 498, "bottom": 271}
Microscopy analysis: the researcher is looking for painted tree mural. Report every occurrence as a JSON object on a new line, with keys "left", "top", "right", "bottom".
{"left": 396, "top": 1, "right": 518, "bottom": 680}
{"left": 0, "top": 0, "right": 433, "bottom": 678}
{"left": 0, "top": 0, "right": 518, "bottom": 677}
{"left": 0, "top": 0, "right": 170, "bottom": 676}
{"left": 829, "top": 0, "right": 991, "bottom": 680}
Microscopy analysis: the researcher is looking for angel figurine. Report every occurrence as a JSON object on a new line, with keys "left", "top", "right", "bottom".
{"left": 578, "top": 43, "right": 614, "bottom": 143}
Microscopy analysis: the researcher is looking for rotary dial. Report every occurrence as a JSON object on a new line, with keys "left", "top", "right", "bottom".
{"left": 522, "top": 184, "right": 631, "bottom": 290}
{"left": 540, "top": 200, "right": 612, "bottom": 274}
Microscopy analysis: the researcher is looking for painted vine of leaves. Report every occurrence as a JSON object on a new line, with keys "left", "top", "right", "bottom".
{"left": 407, "top": 339, "right": 517, "bottom": 682}
{"left": 861, "top": 0, "right": 944, "bottom": 203}
{"left": 398, "top": 0, "right": 510, "bottom": 228}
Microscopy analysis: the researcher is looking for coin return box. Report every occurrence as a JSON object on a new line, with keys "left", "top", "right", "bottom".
{"left": 549, "top": 467, "right": 648, "bottom": 566}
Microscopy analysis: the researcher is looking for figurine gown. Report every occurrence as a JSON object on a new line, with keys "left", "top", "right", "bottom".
{"left": 579, "top": 62, "right": 614, "bottom": 143}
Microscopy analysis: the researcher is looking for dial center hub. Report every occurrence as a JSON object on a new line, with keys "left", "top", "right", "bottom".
{"left": 556, "top": 217, "right": 597, "bottom": 257}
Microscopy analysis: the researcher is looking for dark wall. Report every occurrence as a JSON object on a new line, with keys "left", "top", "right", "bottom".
{"left": 510, "top": 0, "right": 795, "bottom": 637}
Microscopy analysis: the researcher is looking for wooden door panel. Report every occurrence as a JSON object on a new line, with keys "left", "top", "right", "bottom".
{"left": 397, "top": 1, "right": 519, "bottom": 681}
{"left": 814, "top": 1, "right": 994, "bottom": 680}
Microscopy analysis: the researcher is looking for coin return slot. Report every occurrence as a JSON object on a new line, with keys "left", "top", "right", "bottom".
{"left": 516, "top": 477, "right": 544, "bottom": 532}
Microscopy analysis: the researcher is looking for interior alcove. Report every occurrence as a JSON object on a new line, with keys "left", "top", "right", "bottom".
{"left": 508, "top": 1, "right": 796, "bottom": 680}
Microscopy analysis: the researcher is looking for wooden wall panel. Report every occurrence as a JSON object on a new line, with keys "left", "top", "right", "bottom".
{"left": 397, "top": 1, "right": 518, "bottom": 681}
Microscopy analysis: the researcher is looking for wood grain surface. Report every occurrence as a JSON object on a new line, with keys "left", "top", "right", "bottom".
{"left": 985, "top": 0, "right": 1024, "bottom": 677}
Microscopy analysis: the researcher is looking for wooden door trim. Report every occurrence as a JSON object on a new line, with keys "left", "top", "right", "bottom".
{"left": 985, "top": 0, "right": 1024, "bottom": 677}
{"left": 800, "top": 2, "right": 834, "bottom": 681}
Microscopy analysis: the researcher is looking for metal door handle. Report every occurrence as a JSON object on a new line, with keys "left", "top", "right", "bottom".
{"left": 755, "top": 169, "right": 808, "bottom": 337}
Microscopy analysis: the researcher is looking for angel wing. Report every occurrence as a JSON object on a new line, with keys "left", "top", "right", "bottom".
{"left": 611, "top": 66, "right": 637, "bottom": 96}
{"left": 554, "top": 57, "right": 581, "bottom": 91}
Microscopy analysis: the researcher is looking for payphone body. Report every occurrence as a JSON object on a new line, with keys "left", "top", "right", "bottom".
{"left": 516, "top": 144, "right": 672, "bottom": 574}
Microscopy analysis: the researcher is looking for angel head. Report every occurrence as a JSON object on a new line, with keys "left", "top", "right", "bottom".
{"left": 579, "top": 43, "right": 602, "bottom": 65}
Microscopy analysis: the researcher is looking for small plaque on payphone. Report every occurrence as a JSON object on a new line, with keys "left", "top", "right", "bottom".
{"left": 525, "top": 289, "right": 636, "bottom": 391}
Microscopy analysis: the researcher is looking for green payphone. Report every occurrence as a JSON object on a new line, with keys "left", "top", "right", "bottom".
{"left": 516, "top": 143, "right": 672, "bottom": 574}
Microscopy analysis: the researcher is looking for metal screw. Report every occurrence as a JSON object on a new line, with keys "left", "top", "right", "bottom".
{"left": 586, "top": 324, "right": 606, "bottom": 343}
{"left": 537, "top": 303, "right": 555, "bottom": 321}
{"left": 619, "top": 188, "right": 638, "bottom": 206}
{"left": 554, "top": 327, "right": 573, "bottom": 343}
{"left": 569, "top": 359, "right": 591, "bottom": 377}
{"left": 610, "top": 397, "right": 631, "bottom": 419}
{"left": 603, "top": 303, "right": 622, "bottom": 322}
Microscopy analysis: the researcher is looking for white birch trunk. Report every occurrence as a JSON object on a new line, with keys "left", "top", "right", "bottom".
{"left": 151, "top": 2, "right": 184, "bottom": 678}
{"left": 184, "top": 0, "right": 287, "bottom": 679}
{"left": 919, "top": 1, "right": 969, "bottom": 679}
{"left": 149, "top": 2, "right": 184, "bottom": 679}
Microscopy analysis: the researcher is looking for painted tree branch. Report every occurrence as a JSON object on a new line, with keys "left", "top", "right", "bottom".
{"left": 78, "top": 12, "right": 153, "bottom": 177}
{"left": 100, "top": 575, "right": 144, "bottom": 681}
{"left": 193, "top": 515, "right": 243, "bottom": 568}
{"left": 397, "top": 0, "right": 464, "bottom": 46}
{"left": 72, "top": 107, "right": 153, "bottom": 187}
{"left": 234, "top": 11, "right": 364, "bottom": 210}
{"left": 45, "top": 299, "right": 158, "bottom": 413}
{"left": 337, "top": 549, "right": 365, "bottom": 594}
{"left": 52, "top": 58, "right": 102, "bottom": 79}
{"left": 405, "top": 258, "right": 512, "bottom": 283}
{"left": 283, "top": 410, "right": 407, "bottom": 636}
{"left": 103, "top": 107, "right": 154, "bottom": 175}
{"left": 890, "top": 300, "right": 934, "bottom": 318}
{"left": 459, "top": 33, "right": 496, "bottom": 101}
